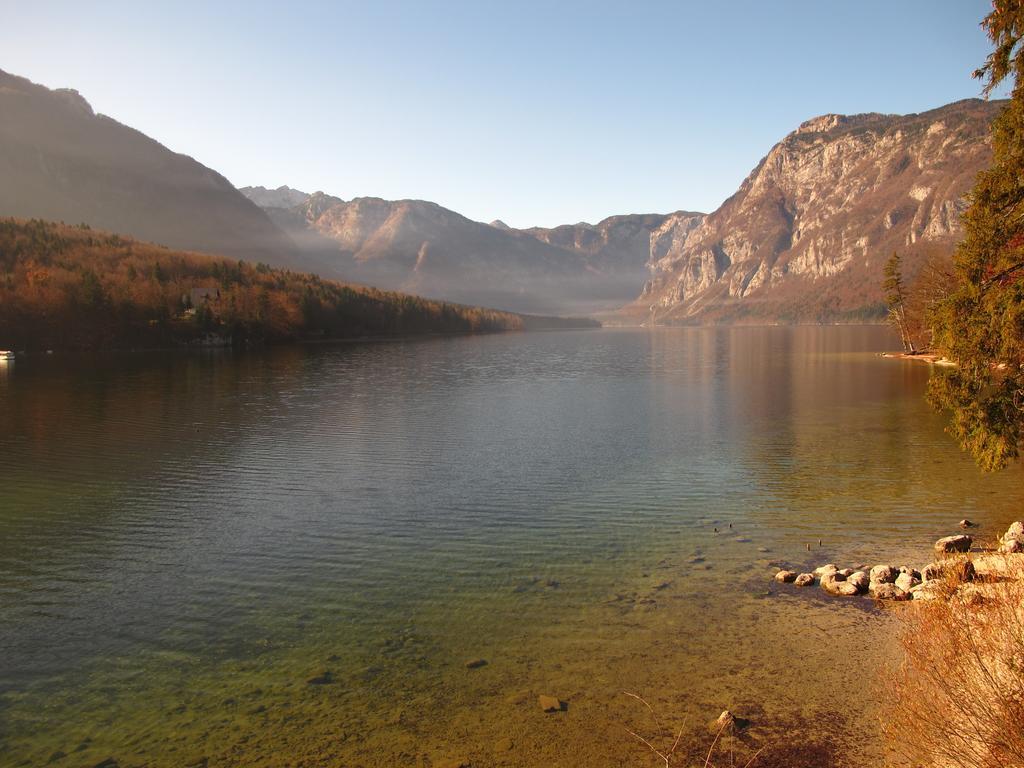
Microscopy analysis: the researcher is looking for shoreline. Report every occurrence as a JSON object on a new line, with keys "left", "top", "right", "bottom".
{"left": 880, "top": 351, "right": 956, "bottom": 366}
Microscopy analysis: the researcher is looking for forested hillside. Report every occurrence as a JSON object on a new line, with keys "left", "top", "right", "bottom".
{"left": 0, "top": 219, "right": 529, "bottom": 352}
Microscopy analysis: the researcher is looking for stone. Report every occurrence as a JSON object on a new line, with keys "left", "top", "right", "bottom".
{"left": 47, "top": 753, "right": 66, "bottom": 764}
{"left": 1006, "top": 521, "right": 1024, "bottom": 541}
{"left": 894, "top": 572, "right": 920, "bottom": 592}
{"left": 971, "top": 553, "right": 1022, "bottom": 580}
{"left": 774, "top": 570, "right": 798, "bottom": 583}
{"left": 869, "top": 564, "right": 899, "bottom": 584}
{"left": 922, "top": 557, "right": 976, "bottom": 583}
{"left": 465, "top": 658, "right": 488, "bottom": 669}
{"left": 899, "top": 566, "right": 922, "bottom": 579}
{"left": 820, "top": 573, "right": 858, "bottom": 596}
{"left": 869, "top": 583, "right": 910, "bottom": 601}
{"left": 910, "top": 582, "right": 944, "bottom": 601}
{"left": 998, "top": 537, "right": 1024, "bottom": 554}
{"left": 813, "top": 564, "right": 839, "bottom": 576}
{"left": 794, "top": 573, "right": 815, "bottom": 587}
{"left": 846, "top": 571, "right": 869, "bottom": 592}
{"left": 708, "top": 710, "right": 749, "bottom": 733}
{"left": 538, "top": 695, "right": 565, "bottom": 713}
{"left": 837, "top": 568, "right": 855, "bottom": 578}
{"left": 306, "top": 671, "right": 334, "bottom": 685}
{"left": 959, "top": 519, "right": 976, "bottom": 529}
{"left": 934, "top": 534, "right": 972, "bottom": 554}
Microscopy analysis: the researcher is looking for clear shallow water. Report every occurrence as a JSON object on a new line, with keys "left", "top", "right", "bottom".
{"left": 1, "top": 327, "right": 1022, "bottom": 767}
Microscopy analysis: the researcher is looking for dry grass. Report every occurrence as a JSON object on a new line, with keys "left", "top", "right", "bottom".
{"left": 882, "top": 556, "right": 1024, "bottom": 768}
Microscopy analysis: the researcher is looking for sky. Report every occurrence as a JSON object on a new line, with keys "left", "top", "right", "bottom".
{"left": 0, "top": 0, "right": 1007, "bottom": 228}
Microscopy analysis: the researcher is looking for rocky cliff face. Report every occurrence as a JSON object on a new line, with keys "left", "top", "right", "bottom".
{"left": 630, "top": 99, "right": 1003, "bottom": 323}
{"left": 0, "top": 70, "right": 301, "bottom": 267}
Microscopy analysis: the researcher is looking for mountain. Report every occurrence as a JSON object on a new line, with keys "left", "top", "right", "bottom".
{"left": 626, "top": 99, "right": 1004, "bottom": 323}
{"left": 0, "top": 69, "right": 300, "bottom": 266}
{"left": 239, "top": 185, "right": 310, "bottom": 209}
{"left": 243, "top": 189, "right": 679, "bottom": 315}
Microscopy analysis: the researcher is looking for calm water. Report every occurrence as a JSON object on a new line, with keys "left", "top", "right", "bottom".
{"left": 2, "top": 327, "right": 1022, "bottom": 767}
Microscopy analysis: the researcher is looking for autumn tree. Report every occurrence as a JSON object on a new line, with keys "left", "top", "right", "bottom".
{"left": 928, "top": 0, "right": 1024, "bottom": 470}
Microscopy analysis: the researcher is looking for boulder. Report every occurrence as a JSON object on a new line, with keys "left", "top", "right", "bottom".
{"left": 821, "top": 574, "right": 858, "bottom": 596}
{"left": 934, "top": 534, "right": 972, "bottom": 554}
{"left": 922, "top": 557, "right": 976, "bottom": 583}
{"left": 869, "top": 583, "right": 910, "bottom": 601}
{"left": 813, "top": 564, "right": 839, "bottom": 576}
{"left": 971, "top": 553, "right": 1022, "bottom": 580}
{"left": 837, "top": 568, "right": 855, "bottom": 578}
{"left": 774, "top": 570, "right": 798, "bottom": 583}
{"left": 998, "top": 537, "right": 1024, "bottom": 554}
{"left": 910, "top": 582, "right": 944, "bottom": 601}
{"left": 959, "top": 519, "right": 976, "bottom": 529}
{"left": 1006, "top": 521, "right": 1024, "bottom": 541}
{"left": 794, "top": 573, "right": 815, "bottom": 587}
{"left": 538, "top": 695, "right": 565, "bottom": 713}
{"left": 895, "top": 572, "right": 920, "bottom": 592}
{"left": 869, "top": 565, "right": 899, "bottom": 584}
{"left": 847, "top": 571, "right": 870, "bottom": 592}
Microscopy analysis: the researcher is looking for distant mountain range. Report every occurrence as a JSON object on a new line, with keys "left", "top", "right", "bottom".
{"left": 0, "top": 68, "right": 1004, "bottom": 321}
{"left": 240, "top": 187, "right": 684, "bottom": 314}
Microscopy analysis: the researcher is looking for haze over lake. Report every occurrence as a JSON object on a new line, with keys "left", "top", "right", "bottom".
{"left": 3, "top": 326, "right": 1022, "bottom": 766}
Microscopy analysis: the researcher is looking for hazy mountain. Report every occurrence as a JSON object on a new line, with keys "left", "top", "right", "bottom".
{"left": 626, "top": 99, "right": 1003, "bottom": 323}
{"left": 0, "top": 69, "right": 300, "bottom": 266}
{"left": 239, "top": 185, "right": 310, "bottom": 209}
{"left": 243, "top": 189, "right": 678, "bottom": 315}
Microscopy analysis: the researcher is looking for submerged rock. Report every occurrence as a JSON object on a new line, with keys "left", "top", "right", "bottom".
{"left": 539, "top": 694, "right": 565, "bottom": 713}
{"left": 306, "top": 671, "right": 334, "bottom": 685}
{"left": 934, "top": 534, "right": 972, "bottom": 554}
{"left": 959, "top": 519, "right": 976, "bottom": 529}
{"left": 709, "top": 709, "right": 749, "bottom": 733}
{"left": 794, "top": 573, "right": 815, "bottom": 587}
{"left": 774, "top": 570, "right": 798, "bottom": 583}
{"left": 465, "top": 658, "right": 488, "bottom": 669}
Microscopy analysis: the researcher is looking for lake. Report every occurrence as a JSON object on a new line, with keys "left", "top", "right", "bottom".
{"left": 2, "top": 326, "right": 1022, "bottom": 767}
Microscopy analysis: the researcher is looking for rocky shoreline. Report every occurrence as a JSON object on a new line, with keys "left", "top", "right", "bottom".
{"left": 773, "top": 521, "right": 1024, "bottom": 602}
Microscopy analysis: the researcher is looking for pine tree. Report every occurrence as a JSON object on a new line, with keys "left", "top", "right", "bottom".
{"left": 884, "top": 252, "right": 916, "bottom": 354}
{"left": 928, "top": 1, "right": 1024, "bottom": 470}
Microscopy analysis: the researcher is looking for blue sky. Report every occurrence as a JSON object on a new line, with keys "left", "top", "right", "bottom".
{"left": 0, "top": 1, "right": 1004, "bottom": 228}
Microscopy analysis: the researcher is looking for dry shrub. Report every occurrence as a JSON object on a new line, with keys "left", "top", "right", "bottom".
{"left": 883, "top": 558, "right": 1024, "bottom": 768}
